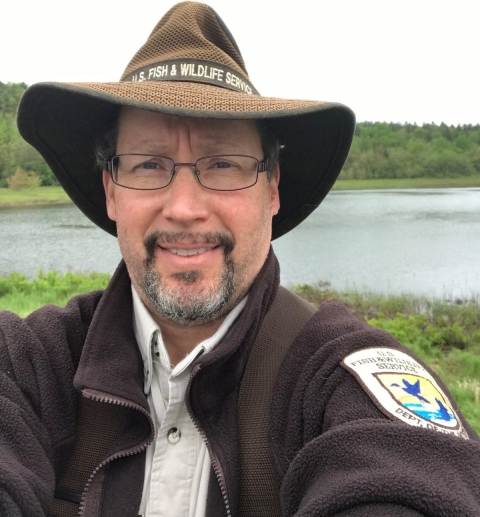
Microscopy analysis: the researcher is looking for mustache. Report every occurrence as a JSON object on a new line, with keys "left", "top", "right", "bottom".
{"left": 144, "top": 230, "right": 235, "bottom": 264}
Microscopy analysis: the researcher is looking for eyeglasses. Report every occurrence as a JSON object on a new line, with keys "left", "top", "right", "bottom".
{"left": 105, "top": 154, "right": 267, "bottom": 191}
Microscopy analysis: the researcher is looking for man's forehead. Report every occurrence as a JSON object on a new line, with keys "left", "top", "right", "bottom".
{"left": 118, "top": 106, "right": 260, "bottom": 141}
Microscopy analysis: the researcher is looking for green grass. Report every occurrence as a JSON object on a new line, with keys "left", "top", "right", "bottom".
{"left": 1, "top": 178, "right": 480, "bottom": 209}
{"left": 0, "top": 270, "right": 110, "bottom": 316}
{"left": 0, "top": 186, "right": 71, "bottom": 207}
{"left": 333, "top": 176, "right": 480, "bottom": 190}
{"left": 1, "top": 271, "right": 479, "bottom": 433}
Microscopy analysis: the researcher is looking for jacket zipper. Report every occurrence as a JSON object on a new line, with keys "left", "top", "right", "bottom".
{"left": 78, "top": 389, "right": 155, "bottom": 517}
{"left": 185, "top": 364, "right": 232, "bottom": 517}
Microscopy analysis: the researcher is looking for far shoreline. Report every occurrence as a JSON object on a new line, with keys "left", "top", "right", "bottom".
{"left": 0, "top": 199, "right": 73, "bottom": 210}
{"left": 1, "top": 178, "right": 479, "bottom": 209}
{"left": 0, "top": 186, "right": 71, "bottom": 209}
{"left": 332, "top": 176, "right": 480, "bottom": 191}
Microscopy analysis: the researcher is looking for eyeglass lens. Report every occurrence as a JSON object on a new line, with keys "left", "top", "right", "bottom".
{"left": 112, "top": 155, "right": 260, "bottom": 191}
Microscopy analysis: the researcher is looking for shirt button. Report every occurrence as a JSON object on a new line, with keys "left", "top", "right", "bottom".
{"left": 167, "top": 427, "right": 181, "bottom": 444}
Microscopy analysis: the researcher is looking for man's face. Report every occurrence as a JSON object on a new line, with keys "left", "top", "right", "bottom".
{"left": 103, "top": 107, "right": 280, "bottom": 326}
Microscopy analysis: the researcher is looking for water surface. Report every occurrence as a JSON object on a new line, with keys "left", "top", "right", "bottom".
{"left": 274, "top": 188, "right": 480, "bottom": 297}
{"left": 1, "top": 188, "right": 479, "bottom": 297}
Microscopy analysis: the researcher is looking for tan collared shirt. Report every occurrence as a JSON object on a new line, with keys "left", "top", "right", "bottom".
{"left": 132, "top": 286, "right": 247, "bottom": 517}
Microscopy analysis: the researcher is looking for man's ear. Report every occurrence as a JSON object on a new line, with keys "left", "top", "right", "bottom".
{"left": 102, "top": 171, "right": 117, "bottom": 222}
{"left": 269, "top": 164, "right": 280, "bottom": 217}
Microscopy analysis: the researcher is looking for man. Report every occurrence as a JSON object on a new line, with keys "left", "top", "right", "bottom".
{"left": 1, "top": 2, "right": 479, "bottom": 516}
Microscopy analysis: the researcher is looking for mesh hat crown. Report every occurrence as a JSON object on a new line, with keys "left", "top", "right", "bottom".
{"left": 121, "top": 2, "right": 250, "bottom": 86}
{"left": 17, "top": 1, "right": 355, "bottom": 239}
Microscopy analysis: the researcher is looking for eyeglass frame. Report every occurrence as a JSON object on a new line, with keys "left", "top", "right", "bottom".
{"left": 105, "top": 153, "right": 268, "bottom": 192}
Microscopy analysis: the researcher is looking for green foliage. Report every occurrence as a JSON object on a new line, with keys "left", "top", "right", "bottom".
{"left": 450, "top": 379, "right": 480, "bottom": 432}
{"left": 0, "top": 270, "right": 111, "bottom": 297}
{"left": 341, "top": 121, "right": 480, "bottom": 180}
{"left": 2, "top": 82, "right": 480, "bottom": 185}
{"left": 0, "top": 82, "right": 57, "bottom": 187}
{"left": 0, "top": 270, "right": 111, "bottom": 316}
{"left": 0, "top": 82, "right": 28, "bottom": 115}
{"left": 291, "top": 282, "right": 480, "bottom": 433}
{"left": 6, "top": 167, "right": 42, "bottom": 190}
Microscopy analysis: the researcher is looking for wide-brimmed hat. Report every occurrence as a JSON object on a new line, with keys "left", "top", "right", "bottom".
{"left": 17, "top": 1, "right": 355, "bottom": 240}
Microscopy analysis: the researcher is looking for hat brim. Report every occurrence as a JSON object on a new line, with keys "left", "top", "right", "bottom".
{"left": 17, "top": 80, "right": 355, "bottom": 240}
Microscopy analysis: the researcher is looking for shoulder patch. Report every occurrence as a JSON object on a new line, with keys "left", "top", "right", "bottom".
{"left": 341, "top": 347, "right": 468, "bottom": 439}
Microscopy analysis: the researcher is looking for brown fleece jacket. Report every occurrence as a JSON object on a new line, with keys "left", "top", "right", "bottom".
{"left": 0, "top": 250, "right": 479, "bottom": 517}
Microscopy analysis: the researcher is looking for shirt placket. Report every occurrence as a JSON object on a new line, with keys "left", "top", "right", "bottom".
{"left": 148, "top": 353, "right": 197, "bottom": 517}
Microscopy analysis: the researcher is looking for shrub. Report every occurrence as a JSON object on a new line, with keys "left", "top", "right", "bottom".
{"left": 6, "top": 167, "right": 42, "bottom": 190}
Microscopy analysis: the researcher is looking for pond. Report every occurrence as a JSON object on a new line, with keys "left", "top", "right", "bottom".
{"left": 1, "top": 188, "right": 479, "bottom": 298}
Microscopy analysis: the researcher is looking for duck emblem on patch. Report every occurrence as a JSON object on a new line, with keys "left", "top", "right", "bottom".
{"left": 341, "top": 348, "right": 468, "bottom": 439}
{"left": 376, "top": 373, "right": 457, "bottom": 427}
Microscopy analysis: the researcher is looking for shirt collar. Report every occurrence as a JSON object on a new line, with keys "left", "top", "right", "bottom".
{"left": 132, "top": 285, "right": 247, "bottom": 394}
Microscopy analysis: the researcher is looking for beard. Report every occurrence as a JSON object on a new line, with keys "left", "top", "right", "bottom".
{"left": 141, "top": 230, "right": 239, "bottom": 326}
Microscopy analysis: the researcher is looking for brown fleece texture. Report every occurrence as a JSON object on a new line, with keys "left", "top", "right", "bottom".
{"left": 271, "top": 302, "right": 480, "bottom": 516}
{"left": 0, "top": 290, "right": 101, "bottom": 515}
{"left": 0, "top": 251, "right": 479, "bottom": 516}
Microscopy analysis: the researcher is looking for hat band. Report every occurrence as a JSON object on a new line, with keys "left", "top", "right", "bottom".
{"left": 122, "top": 58, "right": 259, "bottom": 95}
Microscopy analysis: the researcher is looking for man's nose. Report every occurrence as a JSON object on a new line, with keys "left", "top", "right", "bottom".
{"left": 161, "top": 164, "right": 210, "bottom": 224}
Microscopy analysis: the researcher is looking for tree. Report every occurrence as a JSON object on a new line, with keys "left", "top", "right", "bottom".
{"left": 0, "top": 82, "right": 57, "bottom": 186}
{"left": 7, "top": 167, "right": 42, "bottom": 190}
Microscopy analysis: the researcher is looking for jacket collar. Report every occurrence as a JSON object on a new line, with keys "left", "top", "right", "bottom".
{"left": 73, "top": 261, "right": 148, "bottom": 408}
{"left": 73, "top": 247, "right": 280, "bottom": 411}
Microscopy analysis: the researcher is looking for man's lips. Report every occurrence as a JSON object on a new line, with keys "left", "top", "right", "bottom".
{"left": 160, "top": 246, "right": 218, "bottom": 257}
{"left": 158, "top": 244, "right": 220, "bottom": 257}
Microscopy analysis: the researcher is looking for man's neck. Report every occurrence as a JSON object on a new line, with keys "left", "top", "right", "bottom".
{"left": 156, "top": 316, "right": 226, "bottom": 367}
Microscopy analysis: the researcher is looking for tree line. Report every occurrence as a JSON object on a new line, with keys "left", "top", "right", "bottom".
{"left": 340, "top": 121, "right": 480, "bottom": 180}
{"left": 1, "top": 82, "right": 479, "bottom": 187}
{"left": 0, "top": 82, "right": 56, "bottom": 187}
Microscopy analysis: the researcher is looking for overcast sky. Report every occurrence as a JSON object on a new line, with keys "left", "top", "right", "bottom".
{"left": 1, "top": 0, "right": 478, "bottom": 125}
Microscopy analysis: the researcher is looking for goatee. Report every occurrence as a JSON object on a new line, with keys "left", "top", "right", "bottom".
{"left": 142, "top": 230, "right": 237, "bottom": 325}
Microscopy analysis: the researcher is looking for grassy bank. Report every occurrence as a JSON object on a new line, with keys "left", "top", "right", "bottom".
{"left": 0, "top": 186, "right": 71, "bottom": 208}
{"left": 1, "top": 178, "right": 480, "bottom": 209}
{"left": 1, "top": 271, "right": 479, "bottom": 434}
{"left": 0, "top": 271, "right": 110, "bottom": 316}
{"left": 333, "top": 176, "right": 480, "bottom": 190}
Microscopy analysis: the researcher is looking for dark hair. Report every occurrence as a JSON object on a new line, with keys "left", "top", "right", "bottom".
{"left": 257, "top": 120, "right": 281, "bottom": 180}
{"left": 94, "top": 113, "right": 119, "bottom": 172}
{"left": 95, "top": 113, "right": 281, "bottom": 180}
